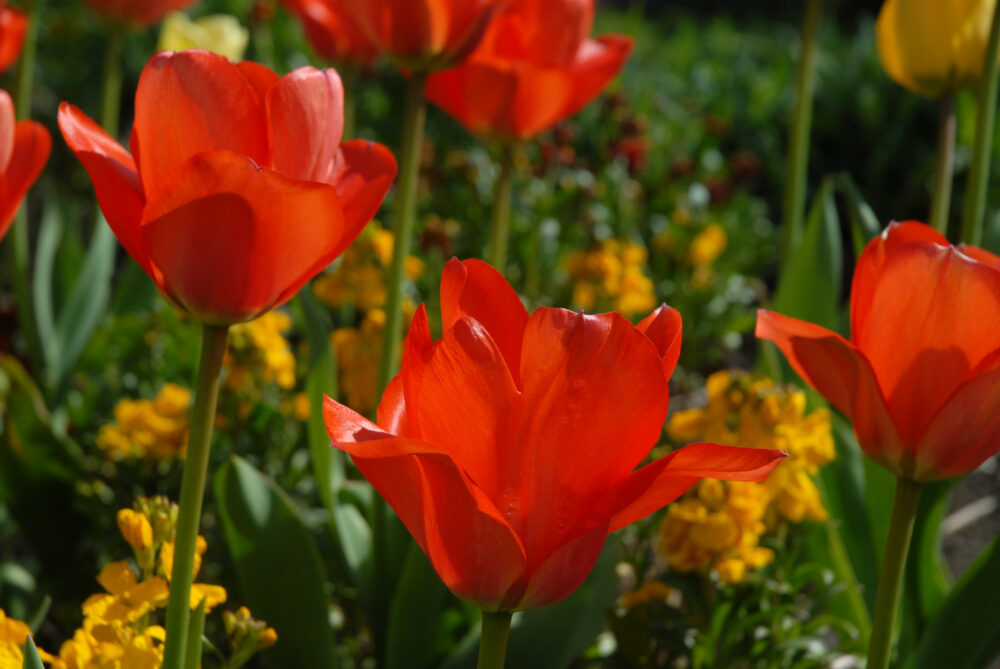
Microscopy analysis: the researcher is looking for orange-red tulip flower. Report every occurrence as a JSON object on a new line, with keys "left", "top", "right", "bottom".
{"left": 84, "top": 0, "right": 196, "bottom": 27}
{"left": 757, "top": 221, "right": 1000, "bottom": 482}
{"left": 425, "top": 0, "right": 633, "bottom": 141}
{"left": 0, "top": 90, "right": 50, "bottom": 241}
{"left": 341, "top": 0, "right": 507, "bottom": 72}
{"left": 0, "top": 2, "right": 26, "bottom": 74}
{"left": 325, "top": 258, "right": 786, "bottom": 612}
{"left": 279, "top": 0, "right": 378, "bottom": 66}
{"left": 58, "top": 50, "right": 397, "bottom": 325}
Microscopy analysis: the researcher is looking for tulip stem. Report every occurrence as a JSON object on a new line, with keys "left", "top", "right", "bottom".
{"left": 100, "top": 27, "right": 124, "bottom": 139}
{"left": 477, "top": 611, "right": 513, "bottom": 669}
{"left": 961, "top": 0, "right": 1000, "bottom": 246}
{"left": 162, "top": 324, "right": 229, "bottom": 669}
{"left": 780, "top": 0, "right": 822, "bottom": 268}
{"left": 487, "top": 144, "right": 515, "bottom": 273}
{"left": 867, "top": 476, "right": 922, "bottom": 669}
{"left": 929, "top": 94, "right": 955, "bottom": 236}
{"left": 341, "top": 65, "right": 358, "bottom": 141}
{"left": 5, "top": 0, "right": 43, "bottom": 376}
{"left": 374, "top": 72, "right": 427, "bottom": 667}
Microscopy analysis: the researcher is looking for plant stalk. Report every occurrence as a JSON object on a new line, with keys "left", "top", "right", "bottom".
{"left": 961, "top": 0, "right": 1000, "bottom": 246}
{"left": 487, "top": 144, "right": 515, "bottom": 272}
{"left": 161, "top": 324, "right": 229, "bottom": 669}
{"left": 780, "top": 0, "right": 823, "bottom": 267}
{"left": 867, "top": 477, "right": 923, "bottom": 669}
{"left": 477, "top": 611, "right": 513, "bottom": 669}
{"left": 929, "top": 94, "right": 956, "bottom": 236}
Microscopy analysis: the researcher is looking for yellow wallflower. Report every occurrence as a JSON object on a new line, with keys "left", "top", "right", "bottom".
{"left": 0, "top": 609, "right": 39, "bottom": 669}
{"left": 332, "top": 304, "right": 414, "bottom": 414}
{"left": 97, "top": 384, "right": 191, "bottom": 461}
{"left": 620, "top": 580, "right": 676, "bottom": 609}
{"left": 224, "top": 606, "right": 279, "bottom": 667}
{"left": 688, "top": 223, "right": 727, "bottom": 267}
{"left": 224, "top": 311, "right": 297, "bottom": 393}
{"left": 566, "top": 239, "right": 657, "bottom": 318}
{"left": 82, "top": 561, "right": 169, "bottom": 625}
{"left": 158, "top": 12, "right": 250, "bottom": 61}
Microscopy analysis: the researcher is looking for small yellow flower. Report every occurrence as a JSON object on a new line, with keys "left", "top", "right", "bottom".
{"left": 688, "top": 223, "right": 727, "bottom": 267}
{"left": 97, "top": 384, "right": 191, "bottom": 461}
{"left": 117, "top": 508, "right": 153, "bottom": 552}
{"left": 224, "top": 311, "right": 297, "bottom": 392}
{"left": 158, "top": 12, "right": 250, "bottom": 61}
{"left": 620, "top": 580, "right": 676, "bottom": 608}
{"left": 83, "top": 561, "right": 169, "bottom": 624}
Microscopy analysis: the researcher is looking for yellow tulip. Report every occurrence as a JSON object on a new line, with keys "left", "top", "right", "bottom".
{"left": 158, "top": 12, "right": 249, "bottom": 62}
{"left": 877, "top": 0, "right": 997, "bottom": 97}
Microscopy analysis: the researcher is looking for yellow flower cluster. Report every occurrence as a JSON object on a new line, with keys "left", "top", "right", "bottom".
{"left": 658, "top": 370, "right": 835, "bottom": 583}
{"left": 44, "top": 497, "right": 274, "bottom": 668}
{"left": 0, "top": 609, "right": 36, "bottom": 669}
{"left": 688, "top": 223, "right": 727, "bottom": 267}
{"left": 312, "top": 222, "right": 425, "bottom": 313}
{"left": 566, "top": 239, "right": 657, "bottom": 317}
{"left": 96, "top": 384, "right": 191, "bottom": 461}
{"left": 224, "top": 311, "right": 297, "bottom": 392}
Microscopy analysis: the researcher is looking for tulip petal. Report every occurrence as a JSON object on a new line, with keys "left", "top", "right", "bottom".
{"left": 958, "top": 242, "right": 1000, "bottom": 270}
{"left": 323, "top": 396, "right": 527, "bottom": 610}
{"left": 0, "top": 120, "right": 50, "bottom": 238}
{"left": 132, "top": 50, "right": 269, "bottom": 194}
{"left": 636, "top": 304, "right": 683, "bottom": 382}
{"left": 267, "top": 67, "right": 344, "bottom": 183}
{"left": 140, "top": 150, "right": 345, "bottom": 324}
{"left": 597, "top": 443, "right": 787, "bottom": 532}
{"left": 756, "top": 309, "right": 906, "bottom": 473}
{"left": 512, "top": 308, "right": 668, "bottom": 558}
{"left": 425, "top": 62, "right": 522, "bottom": 137}
{"left": 235, "top": 61, "right": 280, "bottom": 101}
{"left": 440, "top": 258, "right": 529, "bottom": 382}
{"left": 330, "top": 139, "right": 398, "bottom": 230}
{"left": 559, "top": 35, "right": 633, "bottom": 127}
{"left": 58, "top": 103, "right": 149, "bottom": 273}
{"left": 507, "top": 523, "right": 608, "bottom": 611}
{"left": 0, "top": 90, "right": 13, "bottom": 170}
{"left": 0, "top": 8, "right": 26, "bottom": 75}
{"left": 851, "top": 242, "right": 1000, "bottom": 441}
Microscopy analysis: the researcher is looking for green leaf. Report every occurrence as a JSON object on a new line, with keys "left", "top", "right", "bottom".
{"left": 386, "top": 542, "right": 450, "bottom": 669}
{"left": 772, "top": 176, "right": 843, "bottom": 332}
{"left": 914, "top": 535, "right": 1000, "bottom": 669}
{"left": 21, "top": 635, "right": 44, "bottom": 669}
{"left": 438, "top": 537, "right": 621, "bottom": 669}
{"left": 183, "top": 597, "right": 207, "bottom": 669}
{"left": 214, "top": 455, "right": 338, "bottom": 669}
{"left": 31, "top": 206, "right": 62, "bottom": 379}
{"left": 836, "top": 173, "right": 881, "bottom": 259}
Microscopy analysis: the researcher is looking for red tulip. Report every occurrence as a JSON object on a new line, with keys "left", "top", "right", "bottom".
{"left": 58, "top": 50, "right": 397, "bottom": 325}
{"left": 0, "top": 2, "right": 26, "bottom": 74}
{"left": 425, "top": 0, "right": 633, "bottom": 141}
{"left": 279, "top": 0, "right": 378, "bottom": 66}
{"left": 340, "top": 0, "right": 507, "bottom": 72}
{"left": 325, "top": 259, "right": 785, "bottom": 611}
{"left": 757, "top": 221, "right": 1000, "bottom": 481}
{"left": 84, "top": 0, "right": 196, "bottom": 27}
{"left": 0, "top": 90, "right": 50, "bottom": 241}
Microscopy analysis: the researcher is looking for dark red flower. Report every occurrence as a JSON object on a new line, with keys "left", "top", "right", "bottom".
{"left": 0, "top": 89, "right": 50, "bottom": 241}
{"left": 0, "top": 2, "right": 26, "bottom": 74}
{"left": 278, "top": 0, "right": 378, "bottom": 66}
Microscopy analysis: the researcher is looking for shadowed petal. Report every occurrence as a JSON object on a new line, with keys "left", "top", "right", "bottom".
{"left": 636, "top": 304, "right": 683, "bottom": 383}
{"left": 330, "top": 139, "right": 397, "bottom": 230}
{"left": 0, "top": 120, "right": 50, "bottom": 238}
{"left": 267, "top": 67, "right": 344, "bottom": 183}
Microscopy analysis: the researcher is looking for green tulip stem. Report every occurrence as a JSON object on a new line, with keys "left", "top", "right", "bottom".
{"left": 961, "top": 0, "right": 1000, "bottom": 246}
{"left": 487, "top": 144, "right": 515, "bottom": 273}
{"left": 341, "top": 64, "right": 359, "bottom": 141}
{"left": 374, "top": 72, "right": 427, "bottom": 668}
{"left": 5, "top": 0, "right": 44, "bottom": 376}
{"left": 867, "top": 477, "right": 923, "bottom": 669}
{"left": 780, "top": 0, "right": 823, "bottom": 268}
{"left": 161, "top": 324, "right": 229, "bottom": 669}
{"left": 929, "top": 94, "right": 956, "bottom": 236}
{"left": 100, "top": 27, "right": 124, "bottom": 139}
{"left": 477, "top": 611, "right": 513, "bottom": 669}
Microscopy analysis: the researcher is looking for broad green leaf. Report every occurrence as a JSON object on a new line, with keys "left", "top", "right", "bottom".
{"left": 21, "top": 636, "right": 44, "bottom": 669}
{"left": 214, "top": 455, "right": 337, "bottom": 668}
{"left": 386, "top": 542, "right": 450, "bottom": 669}
{"left": 913, "top": 535, "right": 1000, "bottom": 669}
{"left": 31, "top": 206, "right": 62, "bottom": 380}
{"left": 836, "top": 173, "right": 881, "bottom": 259}
{"left": 438, "top": 537, "right": 621, "bottom": 669}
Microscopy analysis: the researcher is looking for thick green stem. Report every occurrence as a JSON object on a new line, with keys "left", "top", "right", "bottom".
{"left": 341, "top": 65, "right": 359, "bottom": 141}
{"left": 780, "top": 0, "right": 822, "bottom": 267}
{"left": 100, "top": 28, "right": 124, "bottom": 139}
{"left": 929, "top": 95, "right": 955, "bottom": 236}
{"left": 477, "top": 611, "right": 513, "bottom": 669}
{"left": 161, "top": 325, "right": 229, "bottom": 669}
{"left": 5, "top": 0, "right": 43, "bottom": 375}
{"left": 487, "top": 145, "right": 515, "bottom": 272}
{"left": 961, "top": 0, "right": 1000, "bottom": 246}
{"left": 867, "top": 477, "right": 922, "bottom": 669}
{"left": 373, "top": 73, "right": 427, "bottom": 668}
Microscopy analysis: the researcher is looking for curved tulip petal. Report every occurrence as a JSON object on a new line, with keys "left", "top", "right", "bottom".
{"left": 132, "top": 50, "right": 269, "bottom": 193}
{"left": 323, "top": 396, "right": 527, "bottom": 610}
{"left": 756, "top": 309, "right": 906, "bottom": 473}
{"left": 330, "top": 139, "right": 398, "bottom": 230}
{"left": 440, "top": 258, "right": 529, "bottom": 381}
{"left": 851, "top": 242, "right": 1000, "bottom": 441}
{"left": 636, "top": 304, "right": 683, "bottom": 382}
{"left": 0, "top": 120, "right": 51, "bottom": 236}
{"left": 140, "top": 150, "right": 345, "bottom": 324}
{"left": 0, "top": 7, "right": 26, "bottom": 75}
{"left": 267, "top": 67, "right": 344, "bottom": 183}
{"left": 58, "top": 103, "right": 150, "bottom": 274}
{"left": 513, "top": 308, "right": 668, "bottom": 558}
{"left": 958, "top": 242, "right": 1000, "bottom": 270}
{"left": 559, "top": 35, "right": 633, "bottom": 125}
{"left": 850, "top": 220, "right": 948, "bottom": 340}
{"left": 507, "top": 523, "right": 607, "bottom": 611}
{"left": 0, "top": 89, "right": 13, "bottom": 169}
{"left": 235, "top": 60, "right": 280, "bottom": 101}
{"left": 426, "top": 62, "right": 521, "bottom": 137}
{"left": 279, "top": 0, "right": 378, "bottom": 64}
{"left": 597, "top": 443, "right": 787, "bottom": 532}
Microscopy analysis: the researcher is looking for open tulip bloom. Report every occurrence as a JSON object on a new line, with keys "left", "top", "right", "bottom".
{"left": 0, "top": 1, "right": 26, "bottom": 74}
{"left": 0, "top": 89, "right": 50, "bottom": 242}
{"left": 325, "top": 259, "right": 785, "bottom": 649}
{"left": 279, "top": 0, "right": 379, "bottom": 67}
{"left": 59, "top": 49, "right": 397, "bottom": 326}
